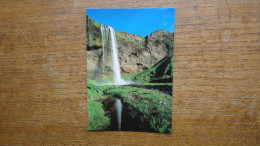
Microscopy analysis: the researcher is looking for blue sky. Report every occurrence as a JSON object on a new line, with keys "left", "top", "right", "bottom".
{"left": 86, "top": 8, "right": 175, "bottom": 37}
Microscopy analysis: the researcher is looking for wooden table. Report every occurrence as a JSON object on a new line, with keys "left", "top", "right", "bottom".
{"left": 0, "top": 0, "right": 259, "bottom": 145}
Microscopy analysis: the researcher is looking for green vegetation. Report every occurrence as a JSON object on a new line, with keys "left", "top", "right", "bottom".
{"left": 87, "top": 80, "right": 113, "bottom": 100}
{"left": 87, "top": 52, "right": 173, "bottom": 133}
{"left": 115, "top": 31, "right": 144, "bottom": 50}
{"left": 103, "top": 85, "right": 172, "bottom": 133}
{"left": 163, "top": 39, "right": 174, "bottom": 51}
{"left": 87, "top": 82, "right": 172, "bottom": 133}
{"left": 87, "top": 16, "right": 102, "bottom": 47}
{"left": 88, "top": 16, "right": 101, "bottom": 28}
{"left": 87, "top": 81, "right": 111, "bottom": 130}
{"left": 87, "top": 100, "right": 110, "bottom": 130}
{"left": 122, "top": 54, "right": 173, "bottom": 83}
{"left": 138, "top": 82, "right": 172, "bottom": 86}
{"left": 87, "top": 83, "right": 103, "bottom": 99}
{"left": 133, "top": 41, "right": 144, "bottom": 50}
{"left": 115, "top": 31, "right": 124, "bottom": 39}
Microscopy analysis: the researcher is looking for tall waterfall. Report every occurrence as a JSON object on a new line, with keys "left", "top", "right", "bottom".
{"left": 100, "top": 24, "right": 127, "bottom": 85}
{"left": 109, "top": 26, "right": 123, "bottom": 84}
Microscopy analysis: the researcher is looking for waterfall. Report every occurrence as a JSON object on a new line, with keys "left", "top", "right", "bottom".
{"left": 100, "top": 24, "right": 128, "bottom": 85}
{"left": 100, "top": 25, "right": 109, "bottom": 72}
{"left": 108, "top": 26, "right": 123, "bottom": 84}
{"left": 100, "top": 25, "right": 105, "bottom": 72}
{"left": 115, "top": 98, "right": 122, "bottom": 131}
{"left": 100, "top": 25, "right": 127, "bottom": 130}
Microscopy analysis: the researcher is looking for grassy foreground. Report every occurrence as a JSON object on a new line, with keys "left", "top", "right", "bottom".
{"left": 87, "top": 83, "right": 172, "bottom": 133}
{"left": 87, "top": 83, "right": 110, "bottom": 130}
{"left": 87, "top": 54, "right": 173, "bottom": 133}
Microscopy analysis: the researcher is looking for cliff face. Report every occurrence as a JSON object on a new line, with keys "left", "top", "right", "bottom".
{"left": 86, "top": 16, "right": 174, "bottom": 79}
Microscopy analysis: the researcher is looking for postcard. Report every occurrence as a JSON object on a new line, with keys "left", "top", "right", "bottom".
{"left": 86, "top": 8, "right": 174, "bottom": 133}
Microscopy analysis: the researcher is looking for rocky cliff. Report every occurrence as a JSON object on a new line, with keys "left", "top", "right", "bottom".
{"left": 86, "top": 16, "right": 174, "bottom": 79}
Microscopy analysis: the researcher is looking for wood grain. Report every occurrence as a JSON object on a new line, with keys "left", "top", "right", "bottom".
{"left": 0, "top": 0, "right": 259, "bottom": 145}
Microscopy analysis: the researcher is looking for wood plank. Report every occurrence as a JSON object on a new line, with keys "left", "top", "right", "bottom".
{"left": 0, "top": 0, "right": 259, "bottom": 145}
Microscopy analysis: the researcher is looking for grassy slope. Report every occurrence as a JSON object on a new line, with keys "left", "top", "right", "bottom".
{"left": 86, "top": 16, "right": 102, "bottom": 47}
{"left": 87, "top": 83, "right": 111, "bottom": 130}
{"left": 87, "top": 83, "right": 172, "bottom": 133}
{"left": 115, "top": 31, "right": 145, "bottom": 51}
{"left": 122, "top": 53, "right": 173, "bottom": 83}
{"left": 103, "top": 85, "right": 172, "bottom": 133}
{"left": 87, "top": 53, "right": 173, "bottom": 132}
{"left": 87, "top": 100, "right": 110, "bottom": 130}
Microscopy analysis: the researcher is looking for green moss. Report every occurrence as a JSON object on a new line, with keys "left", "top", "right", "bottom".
{"left": 123, "top": 54, "right": 173, "bottom": 83}
{"left": 87, "top": 16, "right": 101, "bottom": 28}
{"left": 87, "top": 83, "right": 102, "bottom": 99}
{"left": 94, "top": 38, "right": 102, "bottom": 46}
{"left": 134, "top": 41, "right": 144, "bottom": 50}
{"left": 115, "top": 31, "right": 125, "bottom": 39}
{"left": 87, "top": 81, "right": 112, "bottom": 100}
{"left": 87, "top": 100, "right": 110, "bottom": 130}
{"left": 87, "top": 82, "right": 112, "bottom": 130}
{"left": 103, "top": 85, "right": 172, "bottom": 133}
{"left": 87, "top": 80, "right": 172, "bottom": 133}
{"left": 93, "top": 20, "right": 101, "bottom": 28}
{"left": 121, "top": 73, "right": 137, "bottom": 80}
{"left": 139, "top": 83, "right": 172, "bottom": 86}
{"left": 115, "top": 31, "right": 145, "bottom": 51}
{"left": 87, "top": 15, "right": 102, "bottom": 47}
{"left": 163, "top": 39, "right": 174, "bottom": 51}
{"left": 164, "top": 54, "right": 173, "bottom": 77}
